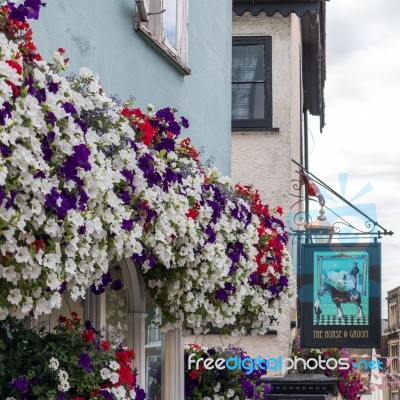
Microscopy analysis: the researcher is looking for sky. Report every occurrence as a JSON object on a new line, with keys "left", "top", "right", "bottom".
{"left": 308, "top": 0, "right": 400, "bottom": 317}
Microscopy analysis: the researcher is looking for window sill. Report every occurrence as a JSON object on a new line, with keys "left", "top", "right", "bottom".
{"left": 135, "top": 23, "right": 191, "bottom": 76}
{"left": 232, "top": 127, "right": 280, "bottom": 133}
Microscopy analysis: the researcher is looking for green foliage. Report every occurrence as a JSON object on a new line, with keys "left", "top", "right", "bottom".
{"left": 0, "top": 314, "right": 144, "bottom": 399}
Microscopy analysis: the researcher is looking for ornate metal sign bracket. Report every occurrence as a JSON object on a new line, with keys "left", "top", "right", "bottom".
{"left": 290, "top": 159, "right": 394, "bottom": 241}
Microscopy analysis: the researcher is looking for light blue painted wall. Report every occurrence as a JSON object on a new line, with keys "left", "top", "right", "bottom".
{"left": 31, "top": 0, "right": 232, "bottom": 175}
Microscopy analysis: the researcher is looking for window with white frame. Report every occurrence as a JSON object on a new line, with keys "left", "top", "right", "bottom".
{"left": 136, "top": 0, "right": 189, "bottom": 73}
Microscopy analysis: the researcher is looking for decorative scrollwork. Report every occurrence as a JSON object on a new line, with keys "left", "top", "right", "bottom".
{"left": 288, "top": 165, "right": 392, "bottom": 237}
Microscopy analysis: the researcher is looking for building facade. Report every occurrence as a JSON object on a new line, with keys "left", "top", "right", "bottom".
{"left": 385, "top": 286, "right": 400, "bottom": 399}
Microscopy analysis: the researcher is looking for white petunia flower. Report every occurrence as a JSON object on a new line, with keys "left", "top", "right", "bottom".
{"left": 100, "top": 368, "right": 111, "bottom": 380}
{"left": 109, "top": 360, "right": 120, "bottom": 371}
{"left": 58, "top": 379, "right": 70, "bottom": 392}
{"left": 109, "top": 371, "right": 119, "bottom": 384}
{"left": 7, "top": 289, "right": 22, "bottom": 305}
{"left": 49, "top": 357, "right": 60, "bottom": 370}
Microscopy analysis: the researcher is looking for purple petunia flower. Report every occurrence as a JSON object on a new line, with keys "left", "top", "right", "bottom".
{"left": 78, "top": 189, "right": 89, "bottom": 211}
{"left": 0, "top": 102, "right": 12, "bottom": 126}
{"left": 155, "top": 107, "right": 175, "bottom": 122}
{"left": 229, "top": 265, "right": 238, "bottom": 276}
{"left": 167, "top": 120, "right": 180, "bottom": 136}
{"left": 46, "top": 112, "right": 57, "bottom": 127}
{"left": 121, "top": 169, "right": 135, "bottom": 185}
{"left": 78, "top": 352, "right": 92, "bottom": 372}
{"left": 249, "top": 272, "right": 261, "bottom": 286}
{"left": 85, "top": 320, "right": 96, "bottom": 331}
{"left": 90, "top": 283, "right": 105, "bottom": 295}
{"left": 30, "top": 375, "right": 40, "bottom": 386}
{"left": 62, "top": 102, "right": 77, "bottom": 115}
{"left": 111, "top": 279, "right": 123, "bottom": 291}
{"left": 99, "top": 389, "right": 113, "bottom": 399}
{"left": 148, "top": 253, "right": 157, "bottom": 268}
{"left": 0, "top": 187, "right": 5, "bottom": 206}
{"left": 58, "top": 281, "right": 67, "bottom": 294}
{"left": 9, "top": 3, "right": 28, "bottom": 22}
{"left": 180, "top": 116, "right": 189, "bottom": 128}
{"left": 224, "top": 282, "right": 236, "bottom": 293}
{"left": 101, "top": 272, "right": 113, "bottom": 286}
{"left": 205, "top": 224, "right": 216, "bottom": 244}
{"left": 48, "top": 81, "right": 60, "bottom": 94}
{"left": 264, "top": 383, "right": 272, "bottom": 395}
{"left": 35, "top": 88, "right": 47, "bottom": 103}
{"left": 45, "top": 188, "right": 59, "bottom": 208}
{"left": 241, "top": 379, "right": 255, "bottom": 398}
{"left": 228, "top": 251, "right": 240, "bottom": 263}
{"left": 122, "top": 219, "right": 134, "bottom": 231}
{"left": 154, "top": 137, "right": 175, "bottom": 152}
{"left": 0, "top": 144, "right": 10, "bottom": 157}
{"left": 57, "top": 392, "right": 65, "bottom": 400}
{"left": 74, "top": 118, "right": 88, "bottom": 133}
{"left": 133, "top": 386, "right": 147, "bottom": 400}
{"left": 5, "top": 190, "right": 17, "bottom": 210}
{"left": 279, "top": 275, "right": 288, "bottom": 287}
{"left": 13, "top": 376, "right": 29, "bottom": 392}
{"left": 215, "top": 288, "right": 228, "bottom": 302}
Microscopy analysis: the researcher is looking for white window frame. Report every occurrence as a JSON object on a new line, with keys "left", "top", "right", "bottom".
{"left": 135, "top": 0, "right": 190, "bottom": 75}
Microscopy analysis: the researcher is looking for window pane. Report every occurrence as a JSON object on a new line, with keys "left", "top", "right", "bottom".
{"left": 164, "top": 0, "right": 177, "bottom": 47}
{"left": 232, "top": 83, "right": 265, "bottom": 120}
{"left": 105, "top": 266, "right": 128, "bottom": 346}
{"left": 146, "top": 294, "right": 163, "bottom": 399}
{"left": 232, "top": 44, "right": 265, "bottom": 82}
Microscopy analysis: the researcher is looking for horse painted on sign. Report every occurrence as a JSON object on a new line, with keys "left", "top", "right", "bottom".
{"left": 314, "top": 263, "right": 364, "bottom": 320}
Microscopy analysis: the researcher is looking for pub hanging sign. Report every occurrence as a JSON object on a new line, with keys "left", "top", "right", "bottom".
{"left": 299, "top": 243, "right": 381, "bottom": 348}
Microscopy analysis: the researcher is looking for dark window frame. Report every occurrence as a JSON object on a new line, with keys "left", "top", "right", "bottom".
{"left": 232, "top": 36, "right": 276, "bottom": 131}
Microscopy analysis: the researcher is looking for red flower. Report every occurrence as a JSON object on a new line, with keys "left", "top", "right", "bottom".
{"left": 188, "top": 370, "right": 199, "bottom": 380}
{"left": 116, "top": 350, "right": 130, "bottom": 364}
{"left": 189, "top": 343, "right": 201, "bottom": 350}
{"left": 65, "top": 319, "right": 73, "bottom": 330}
{"left": 276, "top": 206, "right": 283, "bottom": 215}
{"left": 32, "top": 238, "right": 45, "bottom": 253}
{"left": 5, "top": 59, "right": 22, "bottom": 74}
{"left": 71, "top": 311, "right": 81, "bottom": 323}
{"left": 58, "top": 315, "right": 67, "bottom": 323}
{"left": 118, "top": 365, "right": 135, "bottom": 387}
{"left": 256, "top": 263, "right": 267, "bottom": 274}
{"left": 121, "top": 107, "right": 145, "bottom": 119}
{"left": 126, "top": 349, "right": 135, "bottom": 359}
{"left": 141, "top": 119, "right": 156, "bottom": 147}
{"left": 101, "top": 340, "right": 110, "bottom": 351}
{"left": 5, "top": 80, "right": 20, "bottom": 97}
{"left": 57, "top": 47, "right": 66, "bottom": 54}
{"left": 121, "top": 107, "right": 132, "bottom": 118}
{"left": 185, "top": 208, "right": 198, "bottom": 220}
{"left": 82, "top": 329, "right": 95, "bottom": 343}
